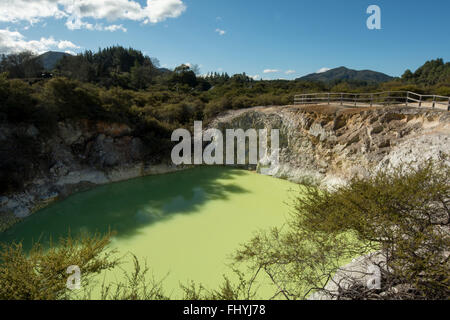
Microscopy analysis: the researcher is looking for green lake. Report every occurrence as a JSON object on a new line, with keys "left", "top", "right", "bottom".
{"left": 0, "top": 167, "right": 301, "bottom": 298}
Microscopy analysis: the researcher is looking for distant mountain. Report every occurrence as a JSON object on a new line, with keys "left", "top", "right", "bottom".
{"left": 297, "top": 66, "right": 394, "bottom": 83}
{"left": 37, "top": 51, "right": 72, "bottom": 70}
{"left": 157, "top": 67, "right": 172, "bottom": 74}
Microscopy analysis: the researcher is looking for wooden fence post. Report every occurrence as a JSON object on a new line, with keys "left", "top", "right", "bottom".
{"left": 405, "top": 92, "right": 409, "bottom": 107}
{"left": 432, "top": 96, "right": 436, "bottom": 109}
{"left": 328, "top": 93, "right": 330, "bottom": 105}
{"left": 419, "top": 95, "right": 422, "bottom": 108}
{"left": 448, "top": 97, "right": 450, "bottom": 111}
{"left": 341, "top": 93, "right": 343, "bottom": 106}
{"left": 370, "top": 94, "right": 373, "bottom": 107}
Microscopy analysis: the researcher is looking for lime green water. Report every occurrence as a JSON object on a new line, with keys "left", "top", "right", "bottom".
{"left": 0, "top": 167, "right": 300, "bottom": 298}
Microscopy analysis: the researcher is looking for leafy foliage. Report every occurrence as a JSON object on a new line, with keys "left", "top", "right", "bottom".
{"left": 99, "top": 255, "right": 168, "bottom": 300}
{"left": 0, "top": 233, "right": 118, "bottom": 300}
{"left": 0, "top": 52, "right": 44, "bottom": 79}
{"left": 230, "top": 161, "right": 450, "bottom": 300}
{"left": 402, "top": 58, "right": 450, "bottom": 86}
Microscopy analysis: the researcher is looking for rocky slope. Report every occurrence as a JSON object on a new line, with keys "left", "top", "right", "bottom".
{"left": 1, "top": 104, "right": 449, "bottom": 229}
{"left": 0, "top": 119, "right": 182, "bottom": 230}
{"left": 211, "top": 105, "right": 450, "bottom": 187}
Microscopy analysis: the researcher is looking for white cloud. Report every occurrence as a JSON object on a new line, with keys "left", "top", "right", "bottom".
{"left": 143, "top": 0, "right": 187, "bottom": 23}
{"left": 0, "top": 0, "right": 186, "bottom": 30}
{"left": 249, "top": 75, "right": 260, "bottom": 80}
{"left": 263, "top": 69, "right": 280, "bottom": 74}
{"left": 0, "top": 1, "right": 66, "bottom": 24}
{"left": 104, "top": 24, "right": 127, "bottom": 32}
{"left": 65, "top": 20, "right": 128, "bottom": 32}
{"left": 0, "top": 29, "right": 79, "bottom": 54}
{"left": 57, "top": 40, "right": 79, "bottom": 50}
{"left": 215, "top": 28, "right": 226, "bottom": 36}
{"left": 316, "top": 67, "right": 331, "bottom": 73}
{"left": 285, "top": 70, "right": 296, "bottom": 75}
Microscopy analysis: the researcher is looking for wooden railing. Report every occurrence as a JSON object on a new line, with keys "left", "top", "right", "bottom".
{"left": 294, "top": 91, "right": 450, "bottom": 111}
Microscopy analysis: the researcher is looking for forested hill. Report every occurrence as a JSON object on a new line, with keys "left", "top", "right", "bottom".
{"left": 401, "top": 58, "right": 450, "bottom": 86}
{"left": 38, "top": 51, "right": 71, "bottom": 70}
{"left": 297, "top": 66, "right": 394, "bottom": 83}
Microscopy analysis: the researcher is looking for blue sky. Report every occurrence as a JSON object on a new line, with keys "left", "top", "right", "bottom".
{"left": 0, "top": 0, "right": 449, "bottom": 79}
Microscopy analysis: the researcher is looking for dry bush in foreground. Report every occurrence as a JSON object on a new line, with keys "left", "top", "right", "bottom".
{"left": 0, "top": 233, "right": 117, "bottom": 300}
{"left": 231, "top": 160, "right": 449, "bottom": 300}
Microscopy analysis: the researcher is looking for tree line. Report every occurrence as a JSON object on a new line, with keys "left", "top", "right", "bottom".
{"left": 1, "top": 46, "right": 449, "bottom": 94}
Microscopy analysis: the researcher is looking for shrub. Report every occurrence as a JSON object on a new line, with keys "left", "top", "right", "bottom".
{"left": 232, "top": 161, "right": 450, "bottom": 300}
{"left": 157, "top": 102, "right": 194, "bottom": 125}
{"left": 204, "top": 96, "right": 232, "bottom": 119}
{"left": 231, "top": 96, "right": 254, "bottom": 109}
{"left": 0, "top": 79, "right": 36, "bottom": 122}
{"left": 435, "top": 86, "right": 450, "bottom": 97}
{"left": 0, "top": 233, "right": 170, "bottom": 300}
{"left": 42, "top": 78, "right": 106, "bottom": 121}
{"left": 0, "top": 233, "right": 118, "bottom": 300}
